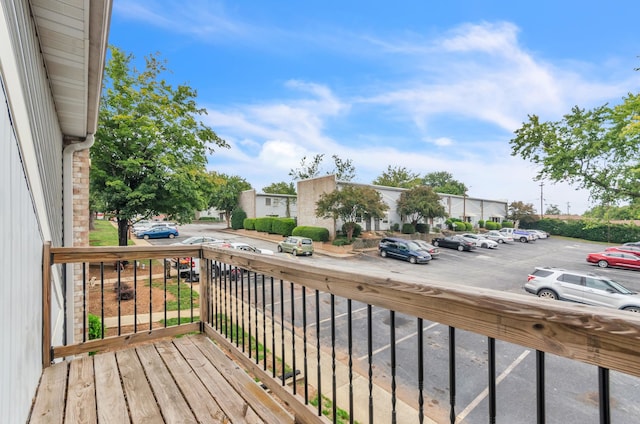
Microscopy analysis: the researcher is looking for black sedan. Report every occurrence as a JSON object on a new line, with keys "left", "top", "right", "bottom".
{"left": 431, "top": 236, "right": 476, "bottom": 251}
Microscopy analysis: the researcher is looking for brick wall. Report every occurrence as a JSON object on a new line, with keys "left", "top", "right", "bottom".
{"left": 73, "top": 149, "right": 91, "bottom": 342}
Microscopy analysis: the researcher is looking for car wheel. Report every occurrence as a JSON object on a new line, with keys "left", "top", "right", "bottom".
{"left": 481, "top": 242, "right": 487, "bottom": 248}
{"left": 409, "top": 256, "right": 417, "bottom": 264}
{"left": 292, "top": 249, "right": 298, "bottom": 256}
{"left": 380, "top": 250, "right": 387, "bottom": 257}
{"left": 520, "top": 237, "right": 527, "bottom": 243}
{"left": 597, "top": 260, "right": 609, "bottom": 268}
{"left": 433, "top": 241, "right": 439, "bottom": 246}
{"left": 497, "top": 239, "right": 504, "bottom": 244}
{"left": 277, "top": 245, "right": 283, "bottom": 253}
{"left": 538, "top": 289, "right": 558, "bottom": 300}
{"left": 169, "top": 234, "right": 175, "bottom": 239}
{"left": 143, "top": 235, "right": 150, "bottom": 240}
{"left": 457, "top": 245, "right": 464, "bottom": 251}
{"left": 622, "top": 306, "right": 640, "bottom": 313}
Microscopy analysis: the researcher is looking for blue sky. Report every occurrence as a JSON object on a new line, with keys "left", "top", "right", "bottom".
{"left": 108, "top": 1, "right": 640, "bottom": 215}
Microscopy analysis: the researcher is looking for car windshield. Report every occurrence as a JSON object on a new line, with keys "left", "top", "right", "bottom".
{"left": 180, "top": 237, "right": 201, "bottom": 244}
{"left": 406, "top": 241, "right": 421, "bottom": 251}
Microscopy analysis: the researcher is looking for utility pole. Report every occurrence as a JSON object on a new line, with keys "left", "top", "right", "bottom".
{"left": 539, "top": 182, "right": 544, "bottom": 218}
{"left": 566, "top": 202, "right": 571, "bottom": 216}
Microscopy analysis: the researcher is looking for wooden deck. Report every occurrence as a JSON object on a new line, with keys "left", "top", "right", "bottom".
{"left": 29, "top": 334, "right": 294, "bottom": 423}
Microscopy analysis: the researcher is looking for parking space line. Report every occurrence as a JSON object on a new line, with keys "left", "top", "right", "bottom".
{"left": 456, "top": 350, "right": 530, "bottom": 422}
{"left": 356, "top": 322, "right": 440, "bottom": 361}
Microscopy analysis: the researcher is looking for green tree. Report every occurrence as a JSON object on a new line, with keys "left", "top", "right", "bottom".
{"left": 315, "top": 185, "right": 388, "bottom": 241}
{"left": 508, "top": 201, "right": 539, "bottom": 226}
{"left": 544, "top": 204, "right": 562, "bottom": 215}
{"left": 204, "top": 172, "right": 252, "bottom": 228}
{"left": 510, "top": 93, "right": 640, "bottom": 205}
{"left": 289, "top": 154, "right": 356, "bottom": 181}
{"left": 396, "top": 186, "right": 446, "bottom": 226}
{"left": 422, "top": 171, "right": 468, "bottom": 195}
{"left": 372, "top": 165, "right": 421, "bottom": 188}
{"left": 262, "top": 181, "right": 296, "bottom": 195}
{"left": 91, "top": 46, "right": 228, "bottom": 246}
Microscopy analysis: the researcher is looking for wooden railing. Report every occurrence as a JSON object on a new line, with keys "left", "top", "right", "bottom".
{"left": 45, "top": 243, "right": 640, "bottom": 423}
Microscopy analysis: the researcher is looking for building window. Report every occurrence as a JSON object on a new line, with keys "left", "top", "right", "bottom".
{"left": 265, "top": 198, "right": 271, "bottom": 206}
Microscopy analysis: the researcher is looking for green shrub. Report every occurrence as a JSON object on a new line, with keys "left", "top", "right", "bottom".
{"left": 485, "top": 221, "right": 500, "bottom": 230}
{"left": 478, "top": 220, "right": 485, "bottom": 228}
{"left": 255, "top": 217, "right": 276, "bottom": 233}
{"left": 332, "top": 238, "right": 351, "bottom": 246}
{"left": 464, "top": 222, "right": 473, "bottom": 231}
{"left": 401, "top": 223, "right": 416, "bottom": 234}
{"left": 453, "top": 221, "right": 466, "bottom": 231}
{"left": 391, "top": 223, "right": 400, "bottom": 232}
{"left": 415, "top": 223, "right": 429, "bottom": 234}
{"left": 292, "top": 226, "right": 330, "bottom": 242}
{"left": 342, "top": 222, "right": 362, "bottom": 238}
{"left": 243, "top": 218, "right": 256, "bottom": 230}
{"left": 88, "top": 314, "right": 102, "bottom": 340}
{"left": 501, "top": 220, "right": 514, "bottom": 228}
{"left": 272, "top": 218, "right": 297, "bottom": 236}
{"left": 231, "top": 209, "right": 247, "bottom": 230}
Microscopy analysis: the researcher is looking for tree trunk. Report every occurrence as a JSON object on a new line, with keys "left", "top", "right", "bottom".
{"left": 117, "top": 217, "right": 129, "bottom": 246}
{"left": 225, "top": 211, "right": 231, "bottom": 228}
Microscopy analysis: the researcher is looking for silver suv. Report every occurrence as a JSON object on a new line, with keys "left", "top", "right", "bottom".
{"left": 524, "top": 267, "right": 640, "bottom": 312}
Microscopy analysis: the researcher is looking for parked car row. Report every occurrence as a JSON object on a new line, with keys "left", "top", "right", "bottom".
{"left": 585, "top": 243, "right": 640, "bottom": 271}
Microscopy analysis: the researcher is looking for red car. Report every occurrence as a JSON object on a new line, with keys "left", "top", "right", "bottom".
{"left": 605, "top": 246, "right": 640, "bottom": 256}
{"left": 587, "top": 251, "right": 640, "bottom": 270}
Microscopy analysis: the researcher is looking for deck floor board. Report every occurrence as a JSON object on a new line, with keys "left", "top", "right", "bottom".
{"left": 29, "top": 334, "right": 293, "bottom": 424}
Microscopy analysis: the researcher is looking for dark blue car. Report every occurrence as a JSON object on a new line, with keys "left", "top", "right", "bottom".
{"left": 378, "top": 237, "right": 431, "bottom": 264}
{"left": 136, "top": 226, "right": 179, "bottom": 239}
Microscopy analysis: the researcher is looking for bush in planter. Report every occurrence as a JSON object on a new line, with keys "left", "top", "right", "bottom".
{"left": 231, "top": 208, "right": 247, "bottom": 230}
{"left": 478, "top": 220, "right": 485, "bottom": 228}
{"left": 292, "top": 226, "right": 330, "bottom": 242}
{"left": 453, "top": 221, "right": 466, "bottom": 231}
{"left": 255, "top": 217, "right": 276, "bottom": 233}
{"left": 88, "top": 313, "right": 102, "bottom": 340}
{"left": 391, "top": 223, "right": 400, "bottom": 232}
{"left": 273, "top": 218, "right": 297, "bottom": 236}
{"left": 401, "top": 223, "right": 416, "bottom": 234}
{"left": 415, "top": 223, "right": 429, "bottom": 234}
{"left": 243, "top": 218, "right": 256, "bottom": 230}
{"left": 332, "top": 237, "right": 351, "bottom": 246}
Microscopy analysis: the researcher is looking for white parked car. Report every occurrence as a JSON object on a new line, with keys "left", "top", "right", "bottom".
{"left": 483, "top": 230, "right": 513, "bottom": 244}
{"left": 461, "top": 233, "right": 498, "bottom": 249}
{"left": 230, "top": 242, "right": 274, "bottom": 255}
{"left": 528, "top": 229, "right": 549, "bottom": 239}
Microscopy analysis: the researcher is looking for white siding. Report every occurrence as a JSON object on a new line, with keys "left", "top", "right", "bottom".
{"left": 0, "top": 77, "right": 45, "bottom": 424}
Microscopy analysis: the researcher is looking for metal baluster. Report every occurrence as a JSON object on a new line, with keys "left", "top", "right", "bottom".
{"left": 100, "top": 263, "right": 105, "bottom": 338}
{"left": 247, "top": 270, "right": 252, "bottom": 358}
{"left": 449, "top": 326, "right": 456, "bottom": 424}
{"left": 117, "top": 259, "right": 122, "bottom": 335}
{"left": 488, "top": 337, "right": 496, "bottom": 424}
{"left": 302, "top": 286, "right": 309, "bottom": 404}
{"left": 368, "top": 304, "right": 373, "bottom": 424}
{"left": 148, "top": 260, "right": 152, "bottom": 332}
{"left": 262, "top": 274, "right": 267, "bottom": 370}
{"left": 290, "top": 282, "right": 296, "bottom": 395}
{"left": 348, "top": 299, "right": 353, "bottom": 423}
{"left": 164, "top": 260, "right": 168, "bottom": 327}
{"left": 281, "top": 279, "right": 285, "bottom": 385}
{"left": 271, "top": 276, "right": 276, "bottom": 378}
{"left": 391, "top": 310, "right": 397, "bottom": 424}
{"left": 133, "top": 260, "right": 137, "bottom": 333}
{"left": 235, "top": 267, "right": 240, "bottom": 347}
{"left": 599, "top": 367, "right": 611, "bottom": 424}
{"left": 175, "top": 259, "right": 180, "bottom": 326}
{"left": 331, "top": 294, "right": 337, "bottom": 422}
{"left": 224, "top": 264, "right": 229, "bottom": 338}
{"left": 316, "top": 289, "right": 322, "bottom": 416}
{"left": 536, "top": 350, "right": 545, "bottom": 424}
{"left": 82, "top": 263, "right": 87, "bottom": 342}
{"left": 418, "top": 318, "right": 424, "bottom": 424}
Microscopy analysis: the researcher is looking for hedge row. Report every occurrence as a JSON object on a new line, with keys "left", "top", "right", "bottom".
{"left": 242, "top": 217, "right": 297, "bottom": 236}
{"left": 522, "top": 218, "right": 640, "bottom": 244}
{"left": 292, "top": 226, "right": 330, "bottom": 242}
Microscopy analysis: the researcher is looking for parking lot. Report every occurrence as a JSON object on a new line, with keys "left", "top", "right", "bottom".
{"left": 151, "top": 223, "right": 640, "bottom": 423}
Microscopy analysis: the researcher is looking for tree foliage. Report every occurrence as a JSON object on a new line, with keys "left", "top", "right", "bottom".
{"left": 203, "top": 172, "right": 252, "bottom": 228}
{"left": 289, "top": 154, "right": 356, "bottom": 181}
{"left": 262, "top": 181, "right": 296, "bottom": 195}
{"left": 422, "top": 171, "right": 468, "bottom": 195}
{"left": 91, "top": 47, "right": 228, "bottom": 245}
{"left": 315, "top": 185, "right": 388, "bottom": 241}
{"left": 396, "top": 186, "right": 446, "bottom": 226}
{"left": 544, "top": 204, "right": 562, "bottom": 215}
{"left": 372, "top": 165, "right": 421, "bottom": 188}
{"left": 510, "top": 93, "right": 640, "bottom": 205}
{"left": 508, "top": 201, "right": 539, "bottom": 226}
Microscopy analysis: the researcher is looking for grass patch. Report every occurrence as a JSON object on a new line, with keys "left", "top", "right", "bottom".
{"left": 162, "top": 316, "right": 200, "bottom": 326}
{"left": 90, "top": 219, "right": 133, "bottom": 246}
{"left": 151, "top": 280, "right": 199, "bottom": 311}
{"left": 310, "top": 395, "right": 356, "bottom": 424}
